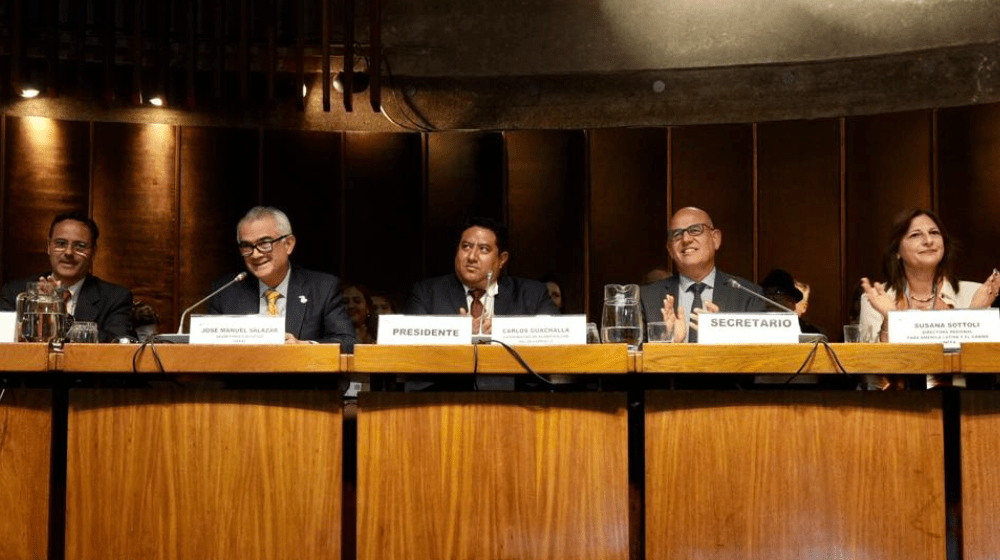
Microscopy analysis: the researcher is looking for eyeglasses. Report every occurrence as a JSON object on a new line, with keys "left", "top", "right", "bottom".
{"left": 668, "top": 223, "right": 714, "bottom": 242}
{"left": 51, "top": 239, "right": 92, "bottom": 254}
{"left": 238, "top": 234, "right": 290, "bottom": 257}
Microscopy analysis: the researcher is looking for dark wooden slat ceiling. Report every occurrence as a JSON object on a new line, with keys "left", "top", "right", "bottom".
{"left": 0, "top": 0, "right": 380, "bottom": 113}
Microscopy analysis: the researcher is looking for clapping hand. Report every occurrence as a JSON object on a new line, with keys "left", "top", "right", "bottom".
{"left": 971, "top": 269, "right": 1000, "bottom": 309}
{"left": 860, "top": 277, "right": 901, "bottom": 318}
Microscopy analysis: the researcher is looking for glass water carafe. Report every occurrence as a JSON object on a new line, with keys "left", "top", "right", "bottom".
{"left": 15, "top": 281, "right": 73, "bottom": 342}
{"left": 601, "top": 284, "right": 644, "bottom": 350}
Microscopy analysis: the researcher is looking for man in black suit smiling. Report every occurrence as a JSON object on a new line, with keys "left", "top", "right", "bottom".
{"left": 206, "top": 206, "right": 355, "bottom": 349}
{"left": 1, "top": 212, "right": 132, "bottom": 342}
{"left": 640, "top": 207, "right": 765, "bottom": 342}
{"left": 404, "top": 217, "right": 558, "bottom": 333}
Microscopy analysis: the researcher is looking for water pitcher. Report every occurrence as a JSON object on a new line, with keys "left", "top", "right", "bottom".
{"left": 15, "top": 281, "right": 73, "bottom": 342}
{"left": 601, "top": 284, "right": 643, "bottom": 350}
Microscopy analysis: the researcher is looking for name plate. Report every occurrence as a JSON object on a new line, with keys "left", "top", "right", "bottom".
{"left": 378, "top": 315, "right": 472, "bottom": 345}
{"left": 698, "top": 312, "right": 801, "bottom": 344}
{"left": 492, "top": 315, "right": 586, "bottom": 345}
{"left": 888, "top": 308, "right": 1000, "bottom": 350}
{"left": 0, "top": 312, "right": 15, "bottom": 342}
{"left": 189, "top": 315, "right": 285, "bottom": 345}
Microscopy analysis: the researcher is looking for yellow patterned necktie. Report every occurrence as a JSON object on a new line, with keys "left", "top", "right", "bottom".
{"left": 264, "top": 289, "right": 280, "bottom": 316}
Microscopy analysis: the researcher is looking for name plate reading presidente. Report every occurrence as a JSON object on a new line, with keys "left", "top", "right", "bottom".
{"left": 888, "top": 308, "right": 1000, "bottom": 350}
{"left": 492, "top": 315, "right": 586, "bottom": 345}
{"left": 0, "top": 312, "right": 15, "bottom": 342}
{"left": 378, "top": 314, "right": 472, "bottom": 345}
{"left": 697, "top": 312, "right": 801, "bottom": 344}
{"left": 189, "top": 315, "right": 285, "bottom": 345}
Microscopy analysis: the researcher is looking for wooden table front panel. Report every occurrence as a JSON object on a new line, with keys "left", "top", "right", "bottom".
{"left": 0, "top": 389, "right": 52, "bottom": 560}
{"left": 358, "top": 392, "right": 629, "bottom": 560}
{"left": 646, "top": 391, "right": 944, "bottom": 560}
{"left": 960, "top": 392, "right": 1000, "bottom": 560}
{"left": 65, "top": 390, "right": 342, "bottom": 560}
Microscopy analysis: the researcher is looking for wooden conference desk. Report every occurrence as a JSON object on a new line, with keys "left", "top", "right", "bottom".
{"left": 6, "top": 342, "right": 1000, "bottom": 560}
{"left": 60, "top": 344, "right": 344, "bottom": 560}
{"left": 0, "top": 344, "right": 52, "bottom": 560}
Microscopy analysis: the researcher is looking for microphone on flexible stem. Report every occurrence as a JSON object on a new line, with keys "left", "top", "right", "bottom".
{"left": 726, "top": 278, "right": 796, "bottom": 313}
{"left": 175, "top": 272, "right": 248, "bottom": 334}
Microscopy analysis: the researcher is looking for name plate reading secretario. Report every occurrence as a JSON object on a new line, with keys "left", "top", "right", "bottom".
{"left": 888, "top": 309, "right": 1000, "bottom": 350}
{"left": 378, "top": 314, "right": 472, "bottom": 345}
{"left": 697, "top": 312, "right": 801, "bottom": 344}
{"left": 492, "top": 315, "right": 586, "bottom": 345}
{"left": 189, "top": 315, "right": 285, "bottom": 345}
{"left": 0, "top": 312, "right": 15, "bottom": 342}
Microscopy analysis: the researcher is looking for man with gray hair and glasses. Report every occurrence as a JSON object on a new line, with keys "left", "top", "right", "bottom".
{"left": 207, "top": 206, "right": 356, "bottom": 349}
{"left": 640, "top": 206, "right": 764, "bottom": 343}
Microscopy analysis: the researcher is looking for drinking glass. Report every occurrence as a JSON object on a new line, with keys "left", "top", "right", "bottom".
{"left": 646, "top": 321, "right": 674, "bottom": 343}
{"left": 843, "top": 324, "right": 876, "bottom": 343}
{"left": 67, "top": 321, "right": 99, "bottom": 343}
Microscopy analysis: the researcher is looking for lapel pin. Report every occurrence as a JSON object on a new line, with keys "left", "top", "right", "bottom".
{"left": 299, "top": 295, "right": 308, "bottom": 304}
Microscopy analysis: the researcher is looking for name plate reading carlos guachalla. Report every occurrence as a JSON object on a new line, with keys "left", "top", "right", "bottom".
{"left": 888, "top": 308, "right": 1000, "bottom": 350}
{"left": 189, "top": 315, "right": 285, "bottom": 345}
{"left": 697, "top": 312, "right": 801, "bottom": 344}
{"left": 492, "top": 315, "right": 586, "bottom": 345}
{"left": 377, "top": 314, "right": 473, "bottom": 345}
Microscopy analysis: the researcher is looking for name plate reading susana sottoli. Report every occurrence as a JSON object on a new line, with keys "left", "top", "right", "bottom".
{"left": 697, "top": 312, "right": 801, "bottom": 344}
{"left": 0, "top": 312, "right": 15, "bottom": 342}
{"left": 888, "top": 308, "right": 1000, "bottom": 350}
{"left": 492, "top": 315, "right": 586, "bottom": 345}
{"left": 189, "top": 315, "right": 285, "bottom": 345}
{"left": 377, "top": 314, "right": 472, "bottom": 345}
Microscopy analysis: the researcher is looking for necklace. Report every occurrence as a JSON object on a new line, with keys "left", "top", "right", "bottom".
{"left": 905, "top": 282, "right": 938, "bottom": 308}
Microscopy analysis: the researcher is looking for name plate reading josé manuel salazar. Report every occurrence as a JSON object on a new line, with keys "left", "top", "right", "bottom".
{"left": 377, "top": 314, "right": 472, "bottom": 345}
{"left": 697, "top": 312, "right": 801, "bottom": 344}
{"left": 0, "top": 312, "right": 15, "bottom": 342}
{"left": 888, "top": 308, "right": 1000, "bottom": 350}
{"left": 189, "top": 315, "right": 285, "bottom": 345}
{"left": 492, "top": 315, "right": 586, "bottom": 345}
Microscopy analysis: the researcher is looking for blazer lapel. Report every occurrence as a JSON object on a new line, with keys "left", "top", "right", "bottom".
{"left": 493, "top": 276, "right": 513, "bottom": 316}
{"left": 285, "top": 268, "right": 307, "bottom": 337}
{"left": 73, "top": 277, "right": 101, "bottom": 321}
{"left": 448, "top": 275, "right": 470, "bottom": 314}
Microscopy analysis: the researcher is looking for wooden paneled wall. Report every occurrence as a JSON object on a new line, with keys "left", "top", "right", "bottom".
{"left": 3, "top": 102, "right": 1000, "bottom": 338}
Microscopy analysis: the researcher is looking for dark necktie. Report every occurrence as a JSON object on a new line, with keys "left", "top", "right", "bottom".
{"left": 469, "top": 289, "right": 485, "bottom": 319}
{"left": 688, "top": 282, "right": 706, "bottom": 343}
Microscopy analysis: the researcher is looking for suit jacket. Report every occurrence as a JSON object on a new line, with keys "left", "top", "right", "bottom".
{"left": 1, "top": 274, "right": 133, "bottom": 342}
{"left": 404, "top": 273, "right": 560, "bottom": 316}
{"left": 640, "top": 271, "right": 766, "bottom": 327}
{"left": 206, "top": 265, "right": 357, "bottom": 351}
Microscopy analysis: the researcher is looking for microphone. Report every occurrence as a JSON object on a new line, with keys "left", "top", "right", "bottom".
{"left": 726, "top": 278, "right": 796, "bottom": 314}
{"left": 176, "top": 272, "right": 247, "bottom": 334}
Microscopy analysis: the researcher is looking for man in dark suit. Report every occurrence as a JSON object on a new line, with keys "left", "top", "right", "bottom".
{"left": 206, "top": 206, "right": 356, "bottom": 350}
{"left": 1, "top": 212, "right": 133, "bottom": 342}
{"left": 641, "top": 207, "right": 765, "bottom": 342}
{"left": 404, "top": 217, "right": 559, "bottom": 332}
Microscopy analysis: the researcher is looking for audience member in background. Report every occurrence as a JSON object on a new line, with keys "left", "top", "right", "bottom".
{"left": 130, "top": 300, "right": 160, "bottom": 340}
{"left": 539, "top": 274, "right": 564, "bottom": 312}
{"left": 404, "top": 217, "right": 558, "bottom": 334}
{"left": 641, "top": 265, "right": 671, "bottom": 286}
{"left": 207, "top": 206, "right": 356, "bottom": 349}
{"left": 794, "top": 280, "right": 810, "bottom": 317}
{"left": 343, "top": 283, "right": 378, "bottom": 344}
{"left": 371, "top": 293, "right": 395, "bottom": 315}
{"left": 0, "top": 211, "right": 132, "bottom": 342}
{"left": 760, "top": 269, "right": 824, "bottom": 335}
{"left": 860, "top": 208, "right": 1000, "bottom": 388}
